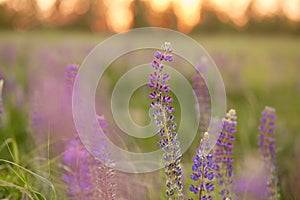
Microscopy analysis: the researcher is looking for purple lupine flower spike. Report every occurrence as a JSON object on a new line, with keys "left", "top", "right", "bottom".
{"left": 89, "top": 115, "right": 117, "bottom": 200}
{"left": 63, "top": 138, "right": 93, "bottom": 199}
{"left": 63, "top": 118, "right": 117, "bottom": 199}
{"left": 258, "top": 106, "right": 280, "bottom": 200}
{"left": 193, "top": 70, "right": 211, "bottom": 132}
{"left": 0, "top": 80, "right": 3, "bottom": 125}
{"left": 189, "top": 132, "right": 216, "bottom": 200}
{"left": 214, "top": 109, "right": 237, "bottom": 200}
{"left": 63, "top": 64, "right": 117, "bottom": 199}
{"left": 148, "top": 42, "right": 184, "bottom": 199}
{"left": 65, "top": 64, "right": 80, "bottom": 95}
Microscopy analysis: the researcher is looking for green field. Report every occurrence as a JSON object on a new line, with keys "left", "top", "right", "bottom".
{"left": 0, "top": 31, "right": 299, "bottom": 199}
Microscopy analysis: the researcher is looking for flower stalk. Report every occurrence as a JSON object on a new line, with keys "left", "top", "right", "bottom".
{"left": 148, "top": 42, "right": 183, "bottom": 199}
{"left": 63, "top": 64, "right": 116, "bottom": 199}
{"left": 214, "top": 109, "right": 237, "bottom": 200}
{"left": 193, "top": 70, "right": 211, "bottom": 132}
{"left": 189, "top": 132, "right": 216, "bottom": 200}
{"left": 258, "top": 106, "right": 280, "bottom": 200}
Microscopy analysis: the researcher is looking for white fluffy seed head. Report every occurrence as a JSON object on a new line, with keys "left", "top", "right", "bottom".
{"left": 226, "top": 109, "right": 237, "bottom": 121}
{"left": 0, "top": 80, "right": 3, "bottom": 97}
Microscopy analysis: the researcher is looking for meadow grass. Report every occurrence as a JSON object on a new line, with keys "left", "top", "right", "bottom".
{"left": 0, "top": 31, "right": 299, "bottom": 199}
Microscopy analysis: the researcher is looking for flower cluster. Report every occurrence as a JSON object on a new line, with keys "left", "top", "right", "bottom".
{"left": 148, "top": 42, "right": 183, "bottom": 199}
{"left": 62, "top": 138, "right": 93, "bottom": 199}
{"left": 63, "top": 64, "right": 116, "bottom": 199}
{"left": 65, "top": 64, "right": 79, "bottom": 95}
{"left": 214, "top": 109, "right": 237, "bottom": 200}
{"left": 189, "top": 132, "right": 216, "bottom": 200}
{"left": 193, "top": 70, "right": 211, "bottom": 132}
{"left": 62, "top": 118, "right": 117, "bottom": 200}
{"left": 89, "top": 115, "right": 117, "bottom": 200}
{"left": 258, "top": 106, "right": 279, "bottom": 200}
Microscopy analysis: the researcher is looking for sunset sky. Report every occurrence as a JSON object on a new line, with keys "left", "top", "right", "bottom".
{"left": 0, "top": 0, "right": 299, "bottom": 32}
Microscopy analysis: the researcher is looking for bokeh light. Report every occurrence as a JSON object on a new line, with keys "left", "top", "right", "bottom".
{"left": 104, "top": 0, "right": 134, "bottom": 33}
{"left": 173, "top": 0, "right": 202, "bottom": 32}
{"left": 0, "top": 0, "right": 299, "bottom": 32}
{"left": 283, "top": 0, "right": 300, "bottom": 21}
{"left": 208, "top": 0, "right": 252, "bottom": 27}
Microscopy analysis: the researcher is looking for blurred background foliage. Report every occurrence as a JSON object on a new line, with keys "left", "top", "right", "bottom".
{"left": 0, "top": 0, "right": 299, "bottom": 34}
{"left": 0, "top": 0, "right": 299, "bottom": 199}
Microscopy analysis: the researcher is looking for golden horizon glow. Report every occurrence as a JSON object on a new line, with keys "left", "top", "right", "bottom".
{"left": 209, "top": 0, "right": 252, "bottom": 26}
{"left": 252, "top": 0, "right": 280, "bottom": 18}
{"left": 105, "top": 0, "right": 134, "bottom": 33}
{"left": 36, "top": 0, "right": 55, "bottom": 11}
{"left": 2, "top": 0, "right": 300, "bottom": 32}
{"left": 59, "top": 0, "right": 78, "bottom": 16}
{"left": 148, "top": 0, "right": 171, "bottom": 12}
{"left": 283, "top": 0, "right": 300, "bottom": 21}
{"left": 173, "top": 0, "right": 202, "bottom": 32}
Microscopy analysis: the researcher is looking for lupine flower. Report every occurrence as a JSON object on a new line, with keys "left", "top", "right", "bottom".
{"left": 63, "top": 64, "right": 116, "bottom": 199}
{"left": 189, "top": 132, "right": 216, "bottom": 200}
{"left": 63, "top": 117, "right": 117, "bottom": 199}
{"left": 258, "top": 106, "right": 280, "bottom": 200}
{"left": 214, "top": 109, "right": 237, "bottom": 200}
{"left": 148, "top": 42, "right": 183, "bottom": 199}
{"left": 89, "top": 156, "right": 116, "bottom": 199}
{"left": 89, "top": 115, "right": 117, "bottom": 200}
{"left": 63, "top": 138, "right": 93, "bottom": 199}
{"left": 193, "top": 69, "right": 211, "bottom": 132}
{"left": 65, "top": 64, "right": 80, "bottom": 95}
{"left": 0, "top": 79, "right": 3, "bottom": 125}
{"left": 234, "top": 155, "right": 265, "bottom": 199}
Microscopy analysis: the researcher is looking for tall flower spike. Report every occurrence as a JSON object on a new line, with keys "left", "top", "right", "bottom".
{"left": 214, "top": 109, "right": 237, "bottom": 200}
{"left": 193, "top": 69, "right": 211, "bottom": 132}
{"left": 258, "top": 106, "right": 280, "bottom": 200}
{"left": 148, "top": 42, "right": 183, "bottom": 199}
{"left": 65, "top": 64, "right": 79, "bottom": 95}
{"left": 189, "top": 132, "right": 216, "bottom": 200}
{"left": 62, "top": 138, "right": 93, "bottom": 199}
{"left": 0, "top": 80, "right": 3, "bottom": 125}
{"left": 63, "top": 64, "right": 117, "bottom": 199}
{"left": 63, "top": 117, "right": 117, "bottom": 199}
{"left": 89, "top": 115, "right": 117, "bottom": 200}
